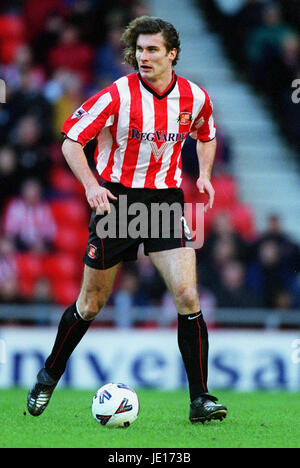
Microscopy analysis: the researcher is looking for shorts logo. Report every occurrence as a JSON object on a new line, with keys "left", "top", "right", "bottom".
{"left": 181, "top": 216, "right": 193, "bottom": 240}
{"left": 87, "top": 244, "right": 98, "bottom": 259}
{"left": 177, "top": 111, "right": 192, "bottom": 125}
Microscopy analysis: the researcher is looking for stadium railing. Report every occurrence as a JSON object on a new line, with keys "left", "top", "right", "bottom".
{"left": 0, "top": 305, "right": 300, "bottom": 329}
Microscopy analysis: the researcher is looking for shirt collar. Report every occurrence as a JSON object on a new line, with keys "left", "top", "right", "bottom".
{"left": 138, "top": 71, "right": 177, "bottom": 100}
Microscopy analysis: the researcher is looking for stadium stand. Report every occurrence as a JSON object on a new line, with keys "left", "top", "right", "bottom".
{"left": 198, "top": 0, "right": 300, "bottom": 156}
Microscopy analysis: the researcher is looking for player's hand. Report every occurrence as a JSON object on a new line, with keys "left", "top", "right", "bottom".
{"left": 196, "top": 177, "right": 215, "bottom": 212}
{"left": 85, "top": 184, "right": 117, "bottom": 214}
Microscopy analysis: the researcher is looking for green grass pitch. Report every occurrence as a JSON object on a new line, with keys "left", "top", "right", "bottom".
{"left": 1, "top": 388, "right": 299, "bottom": 448}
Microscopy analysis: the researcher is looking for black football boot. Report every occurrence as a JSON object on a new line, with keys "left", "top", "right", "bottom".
{"left": 27, "top": 368, "right": 58, "bottom": 416}
{"left": 189, "top": 393, "right": 227, "bottom": 423}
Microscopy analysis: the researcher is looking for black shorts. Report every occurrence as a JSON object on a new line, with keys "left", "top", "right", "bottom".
{"left": 83, "top": 182, "right": 189, "bottom": 270}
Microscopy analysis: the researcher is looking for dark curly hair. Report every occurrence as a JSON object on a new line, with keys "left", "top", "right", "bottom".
{"left": 121, "top": 16, "right": 181, "bottom": 70}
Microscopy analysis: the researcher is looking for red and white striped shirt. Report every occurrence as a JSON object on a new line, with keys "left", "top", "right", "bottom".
{"left": 62, "top": 72, "right": 216, "bottom": 189}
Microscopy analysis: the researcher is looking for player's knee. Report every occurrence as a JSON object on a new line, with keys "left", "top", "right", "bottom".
{"left": 78, "top": 289, "right": 108, "bottom": 320}
{"left": 79, "top": 301, "right": 101, "bottom": 321}
{"left": 175, "top": 286, "right": 199, "bottom": 311}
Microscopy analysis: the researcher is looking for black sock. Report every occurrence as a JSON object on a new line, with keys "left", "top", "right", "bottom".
{"left": 177, "top": 311, "right": 209, "bottom": 402}
{"left": 45, "top": 302, "right": 92, "bottom": 381}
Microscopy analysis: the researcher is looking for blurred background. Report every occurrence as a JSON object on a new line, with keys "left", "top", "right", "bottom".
{"left": 0, "top": 0, "right": 300, "bottom": 391}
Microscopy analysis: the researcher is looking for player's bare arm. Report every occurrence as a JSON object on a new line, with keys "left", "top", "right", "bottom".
{"left": 196, "top": 138, "right": 216, "bottom": 212}
{"left": 61, "top": 138, "right": 117, "bottom": 214}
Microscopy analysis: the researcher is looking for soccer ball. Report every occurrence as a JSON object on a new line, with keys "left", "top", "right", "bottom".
{"left": 92, "top": 383, "right": 139, "bottom": 428}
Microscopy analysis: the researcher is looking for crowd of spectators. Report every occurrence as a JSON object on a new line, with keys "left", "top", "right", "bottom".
{"left": 199, "top": 0, "right": 300, "bottom": 156}
{"left": 0, "top": 0, "right": 299, "bottom": 327}
{"left": 198, "top": 212, "right": 300, "bottom": 310}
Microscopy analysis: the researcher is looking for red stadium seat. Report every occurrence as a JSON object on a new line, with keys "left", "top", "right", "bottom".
{"left": 50, "top": 198, "right": 89, "bottom": 227}
{"left": 182, "top": 174, "right": 238, "bottom": 209}
{"left": 16, "top": 253, "right": 44, "bottom": 281}
{"left": 229, "top": 203, "right": 256, "bottom": 240}
{"left": 51, "top": 279, "right": 81, "bottom": 306}
{"left": 50, "top": 166, "right": 85, "bottom": 197}
{"left": 203, "top": 202, "right": 256, "bottom": 241}
{"left": 43, "top": 253, "right": 82, "bottom": 281}
{"left": 211, "top": 175, "right": 238, "bottom": 208}
{"left": 0, "top": 14, "right": 25, "bottom": 63}
{"left": 53, "top": 225, "right": 88, "bottom": 255}
{"left": 19, "top": 277, "right": 35, "bottom": 298}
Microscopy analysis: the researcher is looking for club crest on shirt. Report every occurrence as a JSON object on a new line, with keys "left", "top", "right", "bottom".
{"left": 177, "top": 111, "right": 192, "bottom": 125}
{"left": 72, "top": 107, "right": 88, "bottom": 119}
{"left": 87, "top": 243, "right": 98, "bottom": 259}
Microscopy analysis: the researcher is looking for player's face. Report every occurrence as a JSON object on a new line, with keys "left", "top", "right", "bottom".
{"left": 136, "top": 33, "right": 177, "bottom": 85}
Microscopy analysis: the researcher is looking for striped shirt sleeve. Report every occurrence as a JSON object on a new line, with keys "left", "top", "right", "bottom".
{"left": 61, "top": 85, "right": 118, "bottom": 147}
{"left": 190, "top": 87, "right": 216, "bottom": 142}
